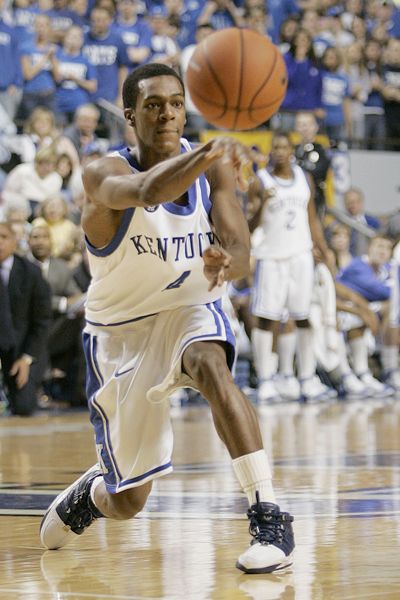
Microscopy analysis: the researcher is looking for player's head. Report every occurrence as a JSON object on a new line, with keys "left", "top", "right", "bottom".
{"left": 270, "top": 131, "right": 294, "bottom": 167}
{"left": 122, "top": 64, "right": 184, "bottom": 110}
{"left": 123, "top": 64, "right": 186, "bottom": 153}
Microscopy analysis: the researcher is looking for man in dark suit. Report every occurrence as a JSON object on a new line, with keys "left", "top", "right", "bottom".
{"left": 28, "top": 224, "right": 86, "bottom": 405}
{"left": 0, "top": 222, "right": 52, "bottom": 415}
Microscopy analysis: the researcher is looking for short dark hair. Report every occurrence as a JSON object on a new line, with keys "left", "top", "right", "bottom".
{"left": 272, "top": 131, "right": 294, "bottom": 147}
{"left": 122, "top": 63, "right": 185, "bottom": 109}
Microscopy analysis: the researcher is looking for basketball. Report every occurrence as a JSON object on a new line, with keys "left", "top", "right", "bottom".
{"left": 186, "top": 28, "right": 287, "bottom": 131}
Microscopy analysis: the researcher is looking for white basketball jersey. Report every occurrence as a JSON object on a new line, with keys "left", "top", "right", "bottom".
{"left": 85, "top": 139, "right": 224, "bottom": 326}
{"left": 253, "top": 164, "right": 313, "bottom": 260}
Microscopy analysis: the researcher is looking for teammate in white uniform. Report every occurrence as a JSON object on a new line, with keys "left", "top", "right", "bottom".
{"left": 249, "top": 132, "right": 335, "bottom": 402}
{"left": 40, "top": 64, "right": 295, "bottom": 574}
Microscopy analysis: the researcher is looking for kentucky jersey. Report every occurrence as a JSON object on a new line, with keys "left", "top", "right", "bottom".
{"left": 253, "top": 164, "right": 313, "bottom": 260}
{"left": 85, "top": 138, "right": 224, "bottom": 326}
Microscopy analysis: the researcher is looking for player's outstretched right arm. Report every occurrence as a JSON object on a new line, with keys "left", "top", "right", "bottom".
{"left": 82, "top": 138, "right": 264, "bottom": 212}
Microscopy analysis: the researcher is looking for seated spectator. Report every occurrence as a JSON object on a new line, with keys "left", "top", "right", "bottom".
{"left": 63, "top": 103, "right": 107, "bottom": 158}
{"left": 336, "top": 235, "right": 400, "bottom": 392}
{"left": 0, "top": 221, "right": 52, "bottom": 416}
{"left": 3, "top": 197, "right": 32, "bottom": 256}
{"left": 28, "top": 223, "right": 86, "bottom": 406}
{"left": 320, "top": 46, "right": 352, "bottom": 145}
{"left": 17, "top": 14, "right": 60, "bottom": 121}
{"left": 278, "top": 28, "right": 323, "bottom": 132}
{"left": 32, "top": 195, "right": 81, "bottom": 265}
{"left": 2, "top": 146, "right": 63, "bottom": 219}
{"left": 294, "top": 111, "right": 332, "bottom": 218}
{"left": 343, "top": 186, "right": 381, "bottom": 255}
{"left": 19, "top": 106, "right": 80, "bottom": 168}
{"left": 56, "top": 152, "right": 77, "bottom": 204}
{"left": 328, "top": 223, "right": 354, "bottom": 272}
{"left": 55, "top": 24, "right": 98, "bottom": 124}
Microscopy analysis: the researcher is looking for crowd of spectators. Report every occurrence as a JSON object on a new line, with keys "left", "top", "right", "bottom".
{"left": 0, "top": 0, "right": 399, "bottom": 414}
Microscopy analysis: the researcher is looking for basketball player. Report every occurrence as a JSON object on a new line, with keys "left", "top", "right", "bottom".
{"left": 249, "top": 132, "right": 335, "bottom": 402}
{"left": 40, "top": 64, "right": 295, "bottom": 574}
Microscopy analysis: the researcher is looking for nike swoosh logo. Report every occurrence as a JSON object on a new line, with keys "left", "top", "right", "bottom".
{"left": 115, "top": 366, "right": 136, "bottom": 378}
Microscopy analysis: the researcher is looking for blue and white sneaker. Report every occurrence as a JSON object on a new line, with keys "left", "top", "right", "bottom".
{"left": 236, "top": 492, "right": 295, "bottom": 574}
{"left": 40, "top": 464, "right": 104, "bottom": 550}
{"left": 300, "top": 375, "right": 336, "bottom": 403}
{"left": 358, "top": 371, "right": 394, "bottom": 398}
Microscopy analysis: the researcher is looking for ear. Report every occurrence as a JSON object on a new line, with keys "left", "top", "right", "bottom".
{"left": 124, "top": 108, "right": 135, "bottom": 127}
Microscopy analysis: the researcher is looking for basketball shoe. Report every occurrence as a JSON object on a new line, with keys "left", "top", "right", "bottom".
{"left": 40, "top": 464, "right": 104, "bottom": 550}
{"left": 300, "top": 375, "right": 336, "bottom": 402}
{"left": 236, "top": 492, "right": 295, "bottom": 574}
{"left": 357, "top": 371, "right": 394, "bottom": 398}
{"left": 257, "top": 379, "right": 280, "bottom": 403}
{"left": 340, "top": 372, "right": 368, "bottom": 399}
{"left": 274, "top": 375, "right": 301, "bottom": 401}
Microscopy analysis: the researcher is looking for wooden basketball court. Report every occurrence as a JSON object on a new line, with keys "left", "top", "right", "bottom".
{"left": 1, "top": 398, "right": 400, "bottom": 599}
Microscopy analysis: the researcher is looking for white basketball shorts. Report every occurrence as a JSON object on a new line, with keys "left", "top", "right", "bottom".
{"left": 251, "top": 251, "right": 314, "bottom": 320}
{"left": 82, "top": 300, "right": 235, "bottom": 494}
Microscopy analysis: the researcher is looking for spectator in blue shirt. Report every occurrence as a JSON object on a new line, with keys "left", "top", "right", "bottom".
{"left": 55, "top": 24, "right": 97, "bottom": 123}
{"left": 113, "top": 0, "right": 152, "bottom": 71}
{"left": 18, "top": 13, "right": 60, "bottom": 121}
{"left": 82, "top": 6, "right": 128, "bottom": 145}
{"left": 47, "top": 0, "right": 82, "bottom": 43}
{"left": 279, "top": 28, "right": 323, "bottom": 132}
{"left": 320, "top": 46, "right": 352, "bottom": 144}
{"left": 363, "top": 38, "right": 386, "bottom": 150}
{"left": 83, "top": 6, "right": 127, "bottom": 105}
{"left": 197, "top": 0, "right": 243, "bottom": 31}
{"left": 266, "top": 0, "right": 300, "bottom": 44}
{"left": 0, "top": 0, "right": 22, "bottom": 120}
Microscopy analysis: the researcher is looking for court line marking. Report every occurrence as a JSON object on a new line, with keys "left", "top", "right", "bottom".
{"left": 0, "top": 488, "right": 399, "bottom": 500}
{"left": 2, "top": 509, "right": 400, "bottom": 519}
{"left": 0, "top": 588, "right": 163, "bottom": 600}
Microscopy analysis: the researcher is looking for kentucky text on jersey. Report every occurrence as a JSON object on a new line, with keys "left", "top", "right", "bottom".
{"left": 130, "top": 231, "right": 215, "bottom": 261}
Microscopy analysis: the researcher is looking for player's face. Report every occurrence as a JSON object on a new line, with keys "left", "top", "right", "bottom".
{"left": 270, "top": 137, "right": 293, "bottom": 166}
{"left": 129, "top": 76, "right": 186, "bottom": 155}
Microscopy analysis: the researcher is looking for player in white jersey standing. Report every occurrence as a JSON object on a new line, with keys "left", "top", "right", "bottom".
{"left": 249, "top": 132, "right": 335, "bottom": 402}
{"left": 39, "top": 64, "right": 295, "bottom": 574}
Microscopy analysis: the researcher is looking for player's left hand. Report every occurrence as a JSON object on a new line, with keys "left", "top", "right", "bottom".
{"left": 203, "top": 246, "right": 231, "bottom": 291}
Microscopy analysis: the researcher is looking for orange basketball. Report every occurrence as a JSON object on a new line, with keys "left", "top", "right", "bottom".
{"left": 186, "top": 28, "right": 287, "bottom": 131}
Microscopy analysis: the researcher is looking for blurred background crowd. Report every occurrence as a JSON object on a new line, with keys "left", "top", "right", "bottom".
{"left": 0, "top": 0, "right": 399, "bottom": 415}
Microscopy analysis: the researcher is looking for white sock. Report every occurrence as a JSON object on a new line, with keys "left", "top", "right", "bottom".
{"left": 252, "top": 328, "right": 276, "bottom": 381}
{"left": 381, "top": 345, "right": 399, "bottom": 372}
{"left": 337, "top": 333, "right": 351, "bottom": 376}
{"left": 348, "top": 334, "right": 369, "bottom": 375}
{"left": 296, "top": 327, "right": 316, "bottom": 380}
{"left": 89, "top": 475, "right": 104, "bottom": 511}
{"left": 278, "top": 331, "right": 296, "bottom": 376}
{"left": 232, "top": 449, "right": 276, "bottom": 505}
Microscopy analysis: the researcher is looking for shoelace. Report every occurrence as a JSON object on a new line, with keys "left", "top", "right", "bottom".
{"left": 247, "top": 493, "right": 294, "bottom": 546}
{"left": 64, "top": 487, "right": 97, "bottom": 533}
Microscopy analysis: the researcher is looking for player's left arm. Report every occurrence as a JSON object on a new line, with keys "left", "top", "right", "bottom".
{"left": 306, "top": 172, "right": 335, "bottom": 273}
{"left": 204, "top": 161, "right": 251, "bottom": 290}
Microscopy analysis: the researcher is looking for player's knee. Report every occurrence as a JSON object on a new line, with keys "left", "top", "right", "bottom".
{"left": 110, "top": 484, "right": 151, "bottom": 519}
{"left": 186, "top": 344, "right": 232, "bottom": 392}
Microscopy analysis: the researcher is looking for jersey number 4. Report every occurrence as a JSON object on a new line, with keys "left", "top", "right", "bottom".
{"left": 164, "top": 270, "right": 191, "bottom": 290}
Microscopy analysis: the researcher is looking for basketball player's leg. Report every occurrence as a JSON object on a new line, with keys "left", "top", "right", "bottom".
{"left": 251, "top": 258, "right": 287, "bottom": 401}
{"left": 91, "top": 480, "right": 152, "bottom": 520}
{"left": 182, "top": 340, "right": 295, "bottom": 574}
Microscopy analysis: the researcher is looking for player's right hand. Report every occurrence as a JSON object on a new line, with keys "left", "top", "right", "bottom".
{"left": 204, "top": 137, "right": 266, "bottom": 191}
